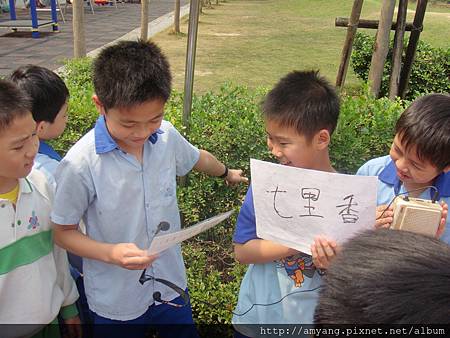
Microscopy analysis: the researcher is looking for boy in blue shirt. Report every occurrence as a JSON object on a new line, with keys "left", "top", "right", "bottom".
{"left": 357, "top": 94, "right": 449, "bottom": 244}
{"left": 50, "top": 40, "right": 247, "bottom": 338}
{"left": 232, "top": 71, "right": 340, "bottom": 337}
{"left": 10, "top": 65, "right": 69, "bottom": 188}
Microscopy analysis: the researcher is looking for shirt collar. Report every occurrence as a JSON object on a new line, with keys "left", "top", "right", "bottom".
{"left": 94, "top": 116, "right": 164, "bottom": 154}
{"left": 379, "top": 158, "right": 450, "bottom": 198}
{"left": 38, "top": 140, "right": 62, "bottom": 161}
{"left": 19, "top": 177, "right": 33, "bottom": 195}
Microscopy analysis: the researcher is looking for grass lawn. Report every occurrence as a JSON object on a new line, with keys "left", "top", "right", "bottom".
{"left": 151, "top": 0, "right": 449, "bottom": 93}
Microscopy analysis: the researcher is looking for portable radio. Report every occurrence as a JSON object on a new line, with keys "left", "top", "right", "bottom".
{"left": 391, "top": 196, "right": 442, "bottom": 237}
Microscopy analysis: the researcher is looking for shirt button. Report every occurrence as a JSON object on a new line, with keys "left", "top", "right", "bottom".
{"left": 145, "top": 203, "right": 149, "bottom": 208}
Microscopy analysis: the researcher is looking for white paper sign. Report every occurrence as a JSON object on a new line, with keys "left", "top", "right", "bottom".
{"left": 147, "top": 210, "right": 234, "bottom": 255}
{"left": 251, "top": 159, "right": 377, "bottom": 254}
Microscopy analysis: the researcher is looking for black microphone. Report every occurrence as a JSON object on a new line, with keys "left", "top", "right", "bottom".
{"left": 155, "top": 221, "right": 170, "bottom": 235}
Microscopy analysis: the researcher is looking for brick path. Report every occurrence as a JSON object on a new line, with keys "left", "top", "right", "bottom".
{"left": 0, "top": 0, "right": 188, "bottom": 76}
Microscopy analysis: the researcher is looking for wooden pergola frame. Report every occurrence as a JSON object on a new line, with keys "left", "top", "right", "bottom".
{"left": 335, "top": 0, "right": 428, "bottom": 99}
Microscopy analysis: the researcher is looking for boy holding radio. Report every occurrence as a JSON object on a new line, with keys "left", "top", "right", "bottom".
{"left": 357, "top": 94, "right": 449, "bottom": 243}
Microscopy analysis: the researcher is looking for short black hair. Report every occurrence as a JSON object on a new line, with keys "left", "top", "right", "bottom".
{"left": 395, "top": 93, "right": 450, "bottom": 170}
{"left": 262, "top": 70, "right": 340, "bottom": 140}
{"left": 0, "top": 79, "right": 32, "bottom": 133}
{"left": 9, "top": 65, "right": 69, "bottom": 123}
{"left": 93, "top": 39, "right": 172, "bottom": 110}
{"left": 315, "top": 229, "right": 450, "bottom": 324}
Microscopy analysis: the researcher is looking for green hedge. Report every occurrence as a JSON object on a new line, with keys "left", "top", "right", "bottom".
{"left": 55, "top": 57, "right": 405, "bottom": 323}
{"left": 351, "top": 32, "right": 450, "bottom": 100}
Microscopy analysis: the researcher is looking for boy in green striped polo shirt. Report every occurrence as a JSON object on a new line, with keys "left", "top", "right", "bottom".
{"left": 0, "top": 79, "right": 80, "bottom": 338}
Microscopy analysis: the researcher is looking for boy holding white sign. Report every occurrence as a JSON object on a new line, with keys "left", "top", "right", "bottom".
{"left": 232, "top": 71, "right": 340, "bottom": 335}
{"left": 357, "top": 94, "right": 449, "bottom": 243}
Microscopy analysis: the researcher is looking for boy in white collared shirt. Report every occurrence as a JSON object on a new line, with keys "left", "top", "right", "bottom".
{"left": 0, "top": 80, "right": 79, "bottom": 337}
{"left": 51, "top": 40, "right": 247, "bottom": 338}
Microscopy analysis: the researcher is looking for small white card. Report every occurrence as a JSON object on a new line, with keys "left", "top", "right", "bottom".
{"left": 147, "top": 210, "right": 234, "bottom": 255}
{"left": 251, "top": 159, "right": 377, "bottom": 254}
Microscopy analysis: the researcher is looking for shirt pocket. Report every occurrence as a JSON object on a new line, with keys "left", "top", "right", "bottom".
{"left": 155, "top": 167, "right": 176, "bottom": 207}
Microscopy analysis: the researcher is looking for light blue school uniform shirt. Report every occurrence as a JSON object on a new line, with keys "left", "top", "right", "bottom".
{"left": 50, "top": 117, "right": 200, "bottom": 321}
{"left": 357, "top": 155, "right": 450, "bottom": 245}
{"left": 232, "top": 185, "right": 322, "bottom": 336}
{"left": 32, "top": 140, "right": 62, "bottom": 188}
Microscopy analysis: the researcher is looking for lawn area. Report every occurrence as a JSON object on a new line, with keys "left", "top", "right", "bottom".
{"left": 151, "top": 0, "right": 450, "bottom": 93}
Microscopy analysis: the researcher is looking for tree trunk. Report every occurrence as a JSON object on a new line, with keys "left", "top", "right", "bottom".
{"left": 368, "top": 0, "right": 396, "bottom": 98}
{"left": 73, "top": 0, "right": 86, "bottom": 57}
{"left": 174, "top": 0, "right": 180, "bottom": 34}
{"left": 140, "top": 0, "right": 149, "bottom": 40}
{"left": 335, "top": 0, "right": 364, "bottom": 89}
{"left": 389, "top": 0, "right": 408, "bottom": 99}
{"left": 399, "top": 0, "right": 428, "bottom": 98}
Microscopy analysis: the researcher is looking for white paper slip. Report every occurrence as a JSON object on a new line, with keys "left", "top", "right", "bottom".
{"left": 251, "top": 159, "right": 377, "bottom": 255}
{"left": 147, "top": 210, "right": 234, "bottom": 255}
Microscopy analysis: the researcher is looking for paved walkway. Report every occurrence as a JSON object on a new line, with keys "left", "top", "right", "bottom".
{"left": 0, "top": 0, "right": 189, "bottom": 76}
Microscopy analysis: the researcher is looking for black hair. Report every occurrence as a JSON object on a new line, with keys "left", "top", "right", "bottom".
{"left": 93, "top": 39, "right": 172, "bottom": 110}
{"left": 395, "top": 93, "right": 450, "bottom": 171}
{"left": 262, "top": 70, "right": 340, "bottom": 140}
{"left": 9, "top": 65, "right": 69, "bottom": 123}
{"left": 0, "top": 79, "right": 32, "bottom": 133}
{"left": 314, "top": 229, "right": 450, "bottom": 324}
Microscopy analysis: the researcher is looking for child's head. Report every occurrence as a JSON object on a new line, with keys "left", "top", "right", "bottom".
{"left": 390, "top": 94, "right": 450, "bottom": 187}
{"left": 262, "top": 70, "right": 339, "bottom": 169}
{"left": 92, "top": 40, "right": 171, "bottom": 153}
{"left": 0, "top": 80, "right": 39, "bottom": 181}
{"left": 314, "top": 229, "right": 450, "bottom": 324}
{"left": 9, "top": 65, "right": 69, "bottom": 140}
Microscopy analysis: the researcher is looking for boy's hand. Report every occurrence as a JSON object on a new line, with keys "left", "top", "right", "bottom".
{"left": 436, "top": 201, "right": 448, "bottom": 239}
{"left": 311, "top": 236, "right": 339, "bottom": 270}
{"left": 109, "top": 243, "right": 158, "bottom": 270}
{"left": 225, "top": 168, "right": 248, "bottom": 186}
{"left": 375, "top": 204, "right": 393, "bottom": 229}
{"left": 62, "top": 315, "right": 81, "bottom": 338}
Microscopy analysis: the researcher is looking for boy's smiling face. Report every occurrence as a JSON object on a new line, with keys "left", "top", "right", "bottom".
{"left": 0, "top": 113, "right": 39, "bottom": 189}
{"left": 94, "top": 97, "right": 165, "bottom": 155}
{"left": 389, "top": 134, "right": 444, "bottom": 188}
{"left": 265, "top": 119, "right": 318, "bottom": 169}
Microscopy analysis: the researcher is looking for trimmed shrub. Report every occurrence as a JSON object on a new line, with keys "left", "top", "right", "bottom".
{"left": 351, "top": 32, "right": 450, "bottom": 100}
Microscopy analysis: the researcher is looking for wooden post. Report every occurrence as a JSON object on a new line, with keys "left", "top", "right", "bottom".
{"left": 182, "top": 0, "right": 200, "bottom": 136}
{"left": 140, "top": 0, "right": 149, "bottom": 40}
{"left": 388, "top": 0, "right": 408, "bottom": 99}
{"left": 368, "top": 0, "right": 396, "bottom": 97}
{"left": 73, "top": 0, "right": 86, "bottom": 57}
{"left": 399, "top": 0, "right": 428, "bottom": 98}
{"left": 336, "top": 0, "right": 364, "bottom": 89}
{"left": 335, "top": 17, "right": 415, "bottom": 31}
{"left": 174, "top": 0, "right": 180, "bottom": 34}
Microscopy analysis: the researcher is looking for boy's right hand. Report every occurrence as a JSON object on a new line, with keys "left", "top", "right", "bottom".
{"left": 109, "top": 243, "right": 157, "bottom": 270}
{"left": 375, "top": 204, "right": 393, "bottom": 229}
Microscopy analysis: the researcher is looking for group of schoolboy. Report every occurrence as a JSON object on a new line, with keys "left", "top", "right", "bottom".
{"left": 0, "top": 38, "right": 448, "bottom": 338}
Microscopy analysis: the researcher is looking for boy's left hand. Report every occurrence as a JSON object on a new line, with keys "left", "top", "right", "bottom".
{"left": 311, "top": 236, "right": 339, "bottom": 270}
{"left": 436, "top": 201, "right": 448, "bottom": 239}
{"left": 62, "top": 315, "right": 82, "bottom": 338}
{"left": 225, "top": 168, "right": 248, "bottom": 186}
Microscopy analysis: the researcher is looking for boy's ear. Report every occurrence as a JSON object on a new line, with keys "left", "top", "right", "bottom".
{"left": 443, "top": 165, "right": 450, "bottom": 173}
{"left": 36, "top": 121, "right": 48, "bottom": 138}
{"left": 92, "top": 95, "right": 106, "bottom": 115}
{"left": 314, "top": 129, "right": 331, "bottom": 150}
